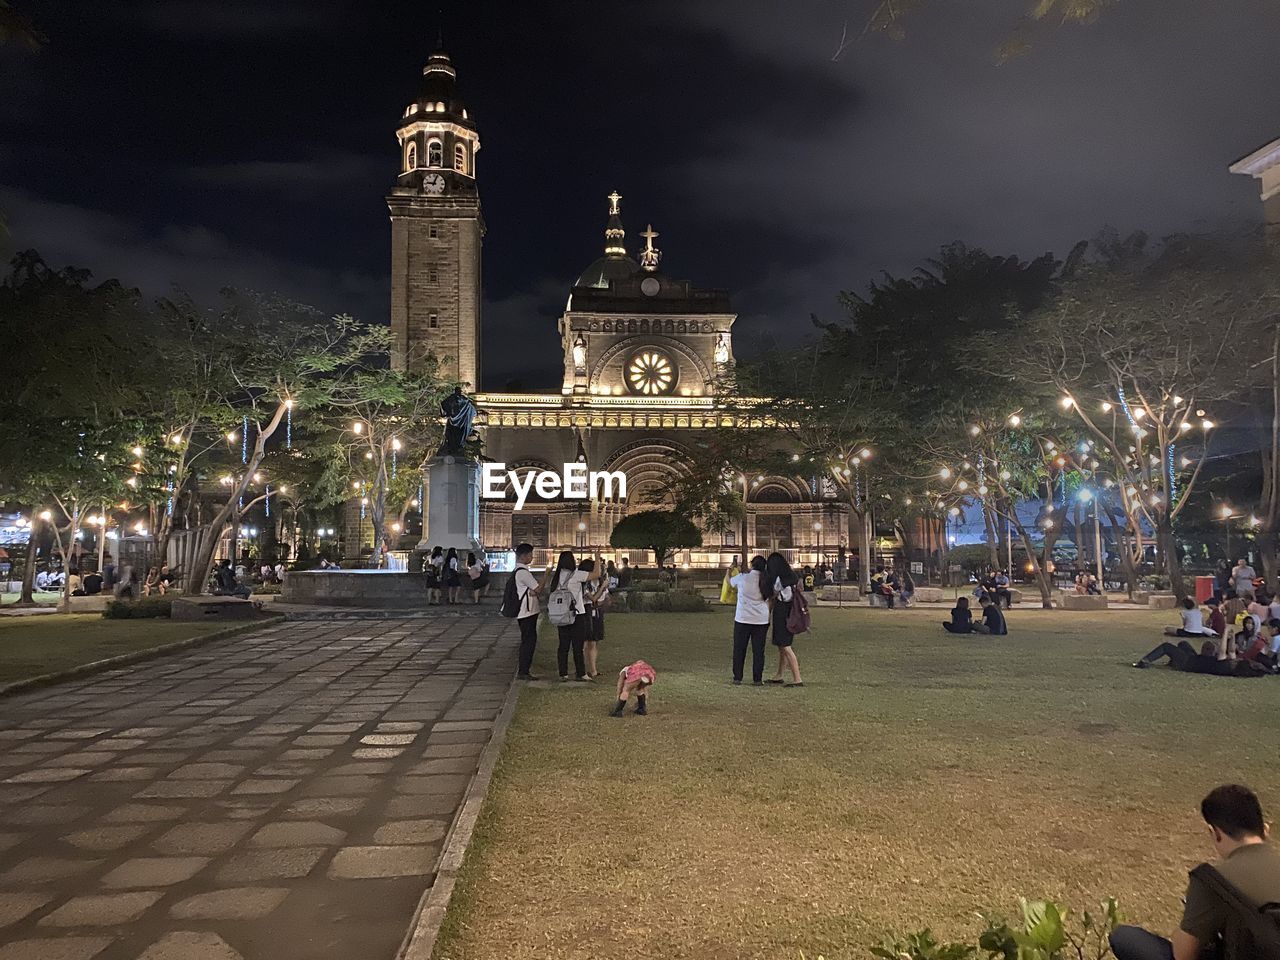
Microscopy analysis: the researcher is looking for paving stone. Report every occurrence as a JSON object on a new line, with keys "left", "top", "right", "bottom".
{"left": 372, "top": 819, "right": 449, "bottom": 845}
{"left": 359, "top": 733, "right": 417, "bottom": 746}
{"left": 392, "top": 774, "right": 470, "bottom": 795}
{"left": 101, "top": 857, "right": 208, "bottom": 889}
{"left": 420, "top": 742, "right": 485, "bottom": 759}
{"left": 426, "top": 729, "right": 491, "bottom": 744}
{"left": 384, "top": 794, "right": 461, "bottom": 818}
{"left": 0, "top": 891, "right": 52, "bottom": 926}
{"left": 137, "top": 931, "right": 243, "bottom": 960}
{"left": 168, "top": 763, "right": 244, "bottom": 780}
{"left": 433, "top": 720, "right": 494, "bottom": 731}
{"left": 0, "top": 937, "right": 113, "bottom": 960}
{"left": 152, "top": 822, "right": 254, "bottom": 855}
{"left": 231, "top": 778, "right": 299, "bottom": 796}
{"left": 307, "top": 723, "right": 361, "bottom": 733}
{"left": 351, "top": 747, "right": 404, "bottom": 759}
{"left": 134, "top": 780, "right": 231, "bottom": 799}
{"left": 280, "top": 798, "right": 365, "bottom": 819}
{"left": 87, "top": 767, "right": 159, "bottom": 782}
{"left": 249, "top": 821, "right": 347, "bottom": 848}
{"left": 63, "top": 825, "right": 154, "bottom": 851}
{"left": 328, "top": 844, "right": 438, "bottom": 879}
{"left": 103, "top": 803, "right": 186, "bottom": 823}
{"left": 169, "top": 886, "right": 289, "bottom": 920}
{"left": 291, "top": 734, "right": 348, "bottom": 747}
{"left": 278, "top": 748, "right": 333, "bottom": 761}
{"left": 39, "top": 890, "right": 163, "bottom": 926}
{"left": 411, "top": 757, "right": 479, "bottom": 775}
{"left": 7, "top": 805, "right": 88, "bottom": 825}
{"left": 328, "top": 762, "right": 394, "bottom": 776}
{"left": 215, "top": 847, "right": 325, "bottom": 883}
{"left": 3, "top": 768, "right": 91, "bottom": 784}
{"left": 0, "top": 833, "right": 26, "bottom": 853}
{"left": 0, "top": 857, "right": 103, "bottom": 885}
{"left": 300, "top": 775, "right": 380, "bottom": 797}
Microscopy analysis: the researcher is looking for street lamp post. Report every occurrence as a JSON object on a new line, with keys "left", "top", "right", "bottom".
{"left": 813, "top": 521, "right": 822, "bottom": 568}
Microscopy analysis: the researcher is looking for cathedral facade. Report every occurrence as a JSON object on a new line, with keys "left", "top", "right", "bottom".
{"left": 388, "top": 49, "right": 847, "bottom": 568}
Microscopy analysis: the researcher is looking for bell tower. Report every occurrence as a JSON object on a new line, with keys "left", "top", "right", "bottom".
{"left": 388, "top": 48, "right": 483, "bottom": 386}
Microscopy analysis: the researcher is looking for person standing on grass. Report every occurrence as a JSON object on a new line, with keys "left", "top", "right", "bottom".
{"left": 580, "top": 558, "right": 606, "bottom": 679}
{"left": 545, "top": 550, "right": 602, "bottom": 682}
{"left": 511, "top": 543, "right": 543, "bottom": 680}
{"left": 764, "top": 552, "right": 803, "bottom": 687}
{"left": 729, "top": 555, "right": 769, "bottom": 686}
{"left": 1232, "top": 558, "right": 1257, "bottom": 600}
{"left": 1111, "top": 784, "right": 1280, "bottom": 960}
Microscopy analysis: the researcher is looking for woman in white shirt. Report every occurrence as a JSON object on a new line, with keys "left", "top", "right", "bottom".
{"left": 1164, "top": 597, "right": 1217, "bottom": 637}
{"left": 544, "top": 551, "right": 602, "bottom": 682}
{"left": 466, "top": 552, "right": 489, "bottom": 605}
{"left": 764, "top": 552, "right": 804, "bottom": 686}
{"left": 425, "top": 546, "right": 444, "bottom": 605}
{"left": 443, "top": 548, "right": 462, "bottom": 604}
{"left": 729, "top": 556, "right": 770, "bottom": 685}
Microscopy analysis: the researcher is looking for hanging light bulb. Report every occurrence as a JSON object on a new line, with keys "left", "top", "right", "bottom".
{"left": 1101, "top": 401, "right": 1113, "bottom": 412}
{"left": 977, "top": 484, "right": 988, "bottom": 495}
{"left": 1060, "top": 396, "right": 1074, "bottom": 409}
{"left": 958, "top": 480, "right": 969, "bottom": 491}
{"left": 132, "top": 445, "right": 143, "bottom": 457}
{"left": 352, "top": 422, "right": 364, "bottom": 435}
{"left": 939, "top": 467, "right": 951, "bottom": 479}
{"left": 391, "top": 437, "right": 402, "bottom": 451}
{"left": 969, "top": 425, "right": 981, "bottom": 436}
{"left": 1008, "top": 414, "right": 1022, "bottom": 427}
{"left": 226, "top": 431, "right": 237, "bottom": 442}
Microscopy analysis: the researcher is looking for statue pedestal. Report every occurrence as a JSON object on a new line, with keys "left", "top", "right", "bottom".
{"left": 419, "top": 455, "right": 483, "bottom": 555}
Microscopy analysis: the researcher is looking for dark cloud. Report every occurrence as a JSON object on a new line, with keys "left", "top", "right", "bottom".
{"left": 3, "top": 0, "right": 1278, "bottom": 389}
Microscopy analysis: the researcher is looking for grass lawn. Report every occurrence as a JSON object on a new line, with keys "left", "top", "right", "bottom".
{"left": 0, "top": 614, "right": 230, "bottom": 685}
{"left": 436, "top": 605, "right": 1280, "bottom": 960}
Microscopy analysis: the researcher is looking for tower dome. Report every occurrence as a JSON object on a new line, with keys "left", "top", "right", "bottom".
{"left": 574, "top": 192, "right": 639, "bottom": 289}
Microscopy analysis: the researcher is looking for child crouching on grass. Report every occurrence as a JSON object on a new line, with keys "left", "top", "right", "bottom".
{"left": 611, "top": 660, "right": 656, "bottom": 717}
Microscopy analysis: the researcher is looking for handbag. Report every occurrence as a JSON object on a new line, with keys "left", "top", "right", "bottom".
{"left": 720, "top": 570, "right": 738, "bottom": 605}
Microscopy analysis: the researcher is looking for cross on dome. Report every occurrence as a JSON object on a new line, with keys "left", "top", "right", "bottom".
{"left": 608, "top": 191, "right": 622, "bottom": 215}
{"left": 639, "top": 223, "right": 661, "bottom": 272}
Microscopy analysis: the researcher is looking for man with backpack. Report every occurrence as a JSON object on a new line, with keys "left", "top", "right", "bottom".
{"left": 500, "top": 543, "right": 543, "bottom": 681}
{"left": 1111, "top": 784, "right": 1280, "bottom": 960}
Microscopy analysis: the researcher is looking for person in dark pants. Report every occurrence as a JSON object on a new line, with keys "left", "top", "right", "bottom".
{"left": 545, "top": 550, "right": 602, "bottom": 682}
{"left": 729, "top": 556, "right": 769, "bottom": 685}
{"left": 765, "top": 552, "right": 803, "bottom": 687}
{"left": 1134, "top": 640, "right": 1265, "bottom": 677}
{"left": 973, "top": 596, "right": 1007, "bottom": 635}
{"left": 1111, "top": 784, "right": 1280, "bottom": 960}
{"left": 943, "top": 596, "right": 974, "bottom": 633}
{"left": 511, "top": 543, "right": 542, "bottom": 680}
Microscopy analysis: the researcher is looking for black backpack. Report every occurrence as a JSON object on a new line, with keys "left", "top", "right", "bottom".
{"left": 499, "top": 572, "right": 524, "bottom": 619}
{"left": 1189, "top": 863, "right": 1280, "bottom": 960}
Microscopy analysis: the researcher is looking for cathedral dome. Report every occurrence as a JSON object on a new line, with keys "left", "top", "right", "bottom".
{"left": 402, "top": 49, "right": 475, "bottom": 130}
{"left": 575, "top": 255, "right": 640, "bottom": 290}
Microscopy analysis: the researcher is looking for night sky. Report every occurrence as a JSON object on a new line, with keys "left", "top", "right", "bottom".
{"left": 2, "top": 0, "right": 1278, "bottom": 389}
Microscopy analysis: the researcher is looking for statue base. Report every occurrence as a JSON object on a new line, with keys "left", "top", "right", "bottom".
{"left": 418, "top": 455, "right": 483, "bottom": 556}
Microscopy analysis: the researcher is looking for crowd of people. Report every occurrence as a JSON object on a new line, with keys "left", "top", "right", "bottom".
{"left": 1135, "top": 570, "right": 1280, "bottom": 677}
{"left": 422, "top": 546, "right": 491, "bottom": 605}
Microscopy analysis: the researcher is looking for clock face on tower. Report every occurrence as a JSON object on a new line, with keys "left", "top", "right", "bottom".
{"left": 422, "top": 173, "right": 445, "bottom": 196}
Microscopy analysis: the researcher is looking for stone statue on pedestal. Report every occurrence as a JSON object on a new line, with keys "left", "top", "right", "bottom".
{"left": 438, "top": 386, "right": 478, "bottom": 457}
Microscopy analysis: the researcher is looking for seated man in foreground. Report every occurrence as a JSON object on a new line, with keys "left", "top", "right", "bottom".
{"left": 1111, "top": 784, "right": 1280, "bottom": 960}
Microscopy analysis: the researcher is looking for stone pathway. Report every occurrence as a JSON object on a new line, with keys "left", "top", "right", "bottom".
{"left": 0, "top": 615, "right": 517, "bottom": 960}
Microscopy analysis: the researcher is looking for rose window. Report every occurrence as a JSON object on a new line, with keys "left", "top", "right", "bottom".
{"left": 626, "top": 350, "right": 676, "bottom": 395}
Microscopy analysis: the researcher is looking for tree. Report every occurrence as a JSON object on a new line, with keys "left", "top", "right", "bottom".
{"left": 1011, "top": 236, "right": 1256, "bottom": 599}
{"left": 315, "top": 328, "right": 446, "bottom": 568}
{"left": 609, "top": 510, "right": 702, "bottom": 568}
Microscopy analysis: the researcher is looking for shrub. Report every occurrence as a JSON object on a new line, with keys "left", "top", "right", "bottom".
{"left": 103, "top": 595, "right": 174, "bottom": 619}
{"left": 624, "top": 587, "right": 707, "bottom": 613}
{"left": 252, "top": 584, "right": 281, "bottom": 595}
{"left": 872, "top": 897, "right": 1121, "bottom": 960}
{"left": 630, "top": 580, "right": 669, "bottom": 593}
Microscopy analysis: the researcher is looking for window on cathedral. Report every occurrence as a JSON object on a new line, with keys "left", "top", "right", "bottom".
{"left": 428, "top": 311, "right": 439, "bottom": 329}
{"left": 428, "top": 224, "right": 439, "bottom": 239}
{"left": 454, "top": 142, "right": 467, "bottom": 174}
{"left": 427, "top": 139, "right": 443, "bottom": 168}
{"left": 429, "top": 267, "right": 439, "bottom": 284}
{"left": 626, "top": 350, "right": 676, "bottom": 396}
{"left": 405, "top": 143, "right": 417, "bottom": 171}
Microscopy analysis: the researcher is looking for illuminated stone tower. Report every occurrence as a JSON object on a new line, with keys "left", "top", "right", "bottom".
{"left": 388, "top": 49, "right": 483, "bottom": 385}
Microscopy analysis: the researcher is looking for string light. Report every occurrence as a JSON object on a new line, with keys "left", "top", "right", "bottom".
{"left": 1008, "top": 414, "right": 1021, "bottom": 427}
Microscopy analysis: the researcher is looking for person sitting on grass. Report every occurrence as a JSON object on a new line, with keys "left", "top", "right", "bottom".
{"left": 1235, "top": 618, "right": 1279, "bottom": 672}
{"left": 1111, "top": 784, "right": 1280, "bottom": 960}
{"left": 943, "top": 595, "right": 974, "bottom": 634}
{"left": 1165, "top": 597, "right": 1220, "bottom": 638}
{"left": 973, "top": 596, "right": 1008, "bottom": 635}
{"left": 610, "top": 660, "right": 656, "bottom": 717}
{"left": 1132, "top": 639, "right": 1266, "bottom": 677}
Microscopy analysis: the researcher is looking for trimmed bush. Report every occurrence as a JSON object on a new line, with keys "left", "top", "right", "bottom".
{"left": 624, "top": 588, "right": 708, "bottom": 613}
{"left": 629, "top": 580, "right": 669, "bottom": 593}
{"left": 103, "top": 596, "right": 175, "bottom": 619}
